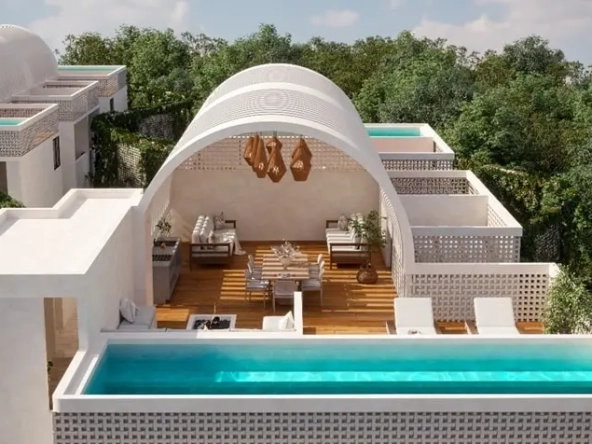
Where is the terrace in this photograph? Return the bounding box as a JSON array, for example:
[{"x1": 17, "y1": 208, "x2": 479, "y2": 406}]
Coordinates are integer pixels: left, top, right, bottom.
[
  {"x1": 11, "y1": 80, "x2": 100, "y2": 122},
  {"x1": 57, "y1": 65, "x2": 127, "y2": 98},
  {"x1": 0, "y1": 63, "x2": 571, "y2": 444},
  {"x1": 155, "y1": 241, "x2": 542, "y2": 334},
  {"x1": 0, "y1": 103, "x2": 58, "y2": 156}
]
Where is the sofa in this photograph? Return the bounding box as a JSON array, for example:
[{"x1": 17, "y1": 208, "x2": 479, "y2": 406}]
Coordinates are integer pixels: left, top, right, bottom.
[
  {"x1": 190, "y1": 214, "x2": 237, "y2": 267},
  {"x1": 325, "y1": 217, "x2": 370, "y2": 269}
]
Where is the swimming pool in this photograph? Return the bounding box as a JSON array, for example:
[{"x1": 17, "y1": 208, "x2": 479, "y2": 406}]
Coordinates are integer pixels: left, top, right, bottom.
[
  {"x1": 84, "y1": 342, "x2": 592, "y2": 395},
  {"x1": 367, "y1": 127, "x2": 420, "y2": 137},
  {"x1": 0, "y1": 118, "x2": 25, "y2": 126}
]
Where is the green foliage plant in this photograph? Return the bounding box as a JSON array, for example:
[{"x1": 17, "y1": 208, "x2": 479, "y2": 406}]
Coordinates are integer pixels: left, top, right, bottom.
[{"x1": 543, "y1": 267, "x2": 592, "y2": 334}]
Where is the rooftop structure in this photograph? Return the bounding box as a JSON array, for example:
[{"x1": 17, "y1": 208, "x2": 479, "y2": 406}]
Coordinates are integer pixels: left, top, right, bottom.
[
  {"x1": 0, "y1": 63, "x2": 584, "y2": 444},
  {"x1": 0, "y1": 25, "x2": 128, "y2": 208}
]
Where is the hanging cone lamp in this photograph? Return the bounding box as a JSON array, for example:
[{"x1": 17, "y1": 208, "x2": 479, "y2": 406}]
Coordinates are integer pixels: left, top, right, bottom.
[
  {"x1": 290, "y1": 137, "x2": 312, "y2": 181},
  {"x1": 252, "y1": 134, "x2": 269, "y2": 178},
  {"x1": 242, "y1": 135, "x2": 255, "y2": 166},
  {"x1": 266, "y1": 135, "x2": 287, "y2": 183}
]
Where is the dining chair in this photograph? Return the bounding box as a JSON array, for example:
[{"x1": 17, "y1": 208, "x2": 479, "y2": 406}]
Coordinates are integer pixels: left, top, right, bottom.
[
  {"x1": 301, "y1": 268, "x2": 325, "y2": 306},
  {"x1": 248, "y1": 255, "x2": 263, "y2": 278},
  {"x1": 244, "y1": 268, "x2": 270, "y2": 308},
  {"x1": 309, "y1": 260, "x2": 325, "y2": 278},
  {"x1": 272, "y1": 280, "x2": 298, "y2": 313},
  {"x1": 309, "y1": 253, "x2": 324, "y2": 273}
]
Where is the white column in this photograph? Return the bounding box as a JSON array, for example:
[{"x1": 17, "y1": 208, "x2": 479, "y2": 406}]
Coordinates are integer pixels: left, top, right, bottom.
[
  {"x1": 0, "y1": 298, "x2": 53, "y2": 444},
  {"x1": 58, "y1": 122, "x2": 77, "y2": 193}
]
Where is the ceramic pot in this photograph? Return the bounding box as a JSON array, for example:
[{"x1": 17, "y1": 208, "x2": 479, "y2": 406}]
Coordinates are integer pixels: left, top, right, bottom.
[{"x1": 357, "y1": 263, "x2": 378, "y2": 284}]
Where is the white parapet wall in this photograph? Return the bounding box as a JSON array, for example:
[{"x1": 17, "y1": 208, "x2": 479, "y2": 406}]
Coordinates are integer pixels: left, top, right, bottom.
[{"x1": 386, "y1": 171, "x2": 523, "y2": 263}]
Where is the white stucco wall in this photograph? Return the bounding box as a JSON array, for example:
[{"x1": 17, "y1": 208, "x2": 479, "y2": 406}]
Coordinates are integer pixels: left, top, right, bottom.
[
  {"x1": 400, "y1": 195, "x2": 489, "y2": 226},
  {"x1": 372, "y1": 137, "x2": 434, "y2": 153},
  {"x1": 78, "y1": 209, "x2": 135, "y2": 348},
  {"x1": 5, "y1": 138, "x2": 64, "y2": 207},
  {"x1": 58, "y1": 122, "x2": 77, "y2": 192},
  {"x1": 0, "y1": 298, "x2": 52, "y2": 444},
  {"x1": 170, "y1": 169, "x2": 379, "y2": 241},
  {"x1": 99, "y1": 86, "x2": 128, "y2": 113}
]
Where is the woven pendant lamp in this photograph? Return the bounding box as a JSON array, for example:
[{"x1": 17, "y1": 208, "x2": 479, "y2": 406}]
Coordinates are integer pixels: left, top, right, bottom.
[
  {"x1": 266, "y1": 135, "x2": 287, "y2": 183},
  {"x1": 252, "y1": 134, "x2": 268, "y2": 178},
  {"x1": 242, "y1": 135, "x2": 255, "y2": 166},
  {"x1": 290, "y1": 137, "x2": 312, "y2": 181}
]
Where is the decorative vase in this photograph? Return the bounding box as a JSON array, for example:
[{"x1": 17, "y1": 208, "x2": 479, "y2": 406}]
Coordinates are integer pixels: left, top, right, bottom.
[
  {"x1": 357, "y1": 262, "x2": 378, "y2": 284},
  {"x1": 279, "y1": 256, "x2": 292, "y2": 270}
]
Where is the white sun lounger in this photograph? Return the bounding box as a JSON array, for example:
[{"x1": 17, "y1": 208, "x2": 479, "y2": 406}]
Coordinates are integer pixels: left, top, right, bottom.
[
  {"x1": 394, "y1": 298, "x2": 438, "y2": 335},
  {"x1": 474, "y1": 297, "x2": 520, "y2": 335}
]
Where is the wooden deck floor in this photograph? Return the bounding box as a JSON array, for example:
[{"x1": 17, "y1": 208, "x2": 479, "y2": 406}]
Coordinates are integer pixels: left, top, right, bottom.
[
  {"x1": 156, "y1": 242, "x2": 543, "y2": 334},
  {"x1": 157, "y1": 242, "x2": 397, "y2": 334}
]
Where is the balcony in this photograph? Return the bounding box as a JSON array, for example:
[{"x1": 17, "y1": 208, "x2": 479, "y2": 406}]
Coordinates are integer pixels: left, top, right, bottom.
[
  {"x1": 0, "y1": 103, "x2": 59, "y2": 157},
  {"x1": 57, "y1": 65, "x2": 127, "y2": 97},
  {"x1": 11, "y1": 81, "x2": 99, "y2": 122}
]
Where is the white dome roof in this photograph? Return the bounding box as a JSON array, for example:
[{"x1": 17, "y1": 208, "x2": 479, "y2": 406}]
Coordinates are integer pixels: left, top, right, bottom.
[{"x1": 0, "y1": 24, "x2": 58, "y2": 101}]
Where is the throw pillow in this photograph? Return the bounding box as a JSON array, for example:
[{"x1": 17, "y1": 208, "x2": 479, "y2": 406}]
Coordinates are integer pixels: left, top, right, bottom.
[
  {"x1": 279, "y1": 311, "x2": 295, "y2": 330},
  {"x1": 119, "y1": 298, "x2": 138, "y2": 323},
  {"x1": 213, "y1": 212, "x2": 225, "y2": 230},
  {"x1": 207, "y1": 231, "x2": 219, "y2": 250},
  {"x1": 337, "y1": 214, "x2": 348, "y2": 231}
]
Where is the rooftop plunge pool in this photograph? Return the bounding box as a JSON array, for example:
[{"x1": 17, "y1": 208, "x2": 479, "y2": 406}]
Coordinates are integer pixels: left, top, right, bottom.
[
  {"x1": 83, "y1": 341, "x2": 592, "y2": 396},
  {"x1": 367, "y1": 127, "x2": 421, "y2": 137}
]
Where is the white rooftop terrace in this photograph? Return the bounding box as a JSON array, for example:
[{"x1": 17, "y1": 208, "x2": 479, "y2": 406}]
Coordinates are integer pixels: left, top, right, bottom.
[{"x1": 0, "y1": 189, "x2": 141, "y2": 290}]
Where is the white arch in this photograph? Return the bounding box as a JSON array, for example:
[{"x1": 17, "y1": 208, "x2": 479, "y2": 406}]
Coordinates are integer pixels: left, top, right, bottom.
[
  {"x1": 0, "y1": 24, "x2": 58, "y2": 101},
  {"x1": 140, "y1": 64, "x2": 415, "y2": 267}
]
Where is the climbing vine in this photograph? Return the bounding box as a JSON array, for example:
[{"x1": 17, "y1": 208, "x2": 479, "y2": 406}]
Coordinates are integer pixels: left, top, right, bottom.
[{"x1": 91, "y1": 100, "x2": 193, "y2": 187}]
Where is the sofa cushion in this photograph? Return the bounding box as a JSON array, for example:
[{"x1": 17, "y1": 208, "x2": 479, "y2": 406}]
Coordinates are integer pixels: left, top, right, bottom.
[
  {"x1": 279, "y1": 311, "x2": 295, "y2": 330},
  {"x1": 337, "y1": 214, "x2": 348, "y2": 231},
  {"x1": 119, "y1": 298, "x2": 137, "y2": 323},
  {"x1": 119, "y1": 306, "x2": 156, "y2": 330},
  {"x1": 213, "y1": 212, "x2": 225, "y2": 230}
]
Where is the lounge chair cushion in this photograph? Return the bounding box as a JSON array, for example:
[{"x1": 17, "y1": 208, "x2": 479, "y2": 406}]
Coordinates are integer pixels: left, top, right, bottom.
[
  {"x1": 394, "y1": 298, "x2": 436, "y2": 334},
  {"x1": 279, "y1": 311, "x2": 295, "y2": 330},
  {"x1": 119, "y1": 298, "x2": 138, "y2": 323}
]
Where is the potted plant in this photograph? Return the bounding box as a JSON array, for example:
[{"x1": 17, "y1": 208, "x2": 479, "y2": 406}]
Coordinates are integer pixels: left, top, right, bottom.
[
  {"x1": 350, "y1": 210, "x2": 386, "y2": 284},
  {"x1": 155, "y1": 214, "x2": 172, "y2": 247}
]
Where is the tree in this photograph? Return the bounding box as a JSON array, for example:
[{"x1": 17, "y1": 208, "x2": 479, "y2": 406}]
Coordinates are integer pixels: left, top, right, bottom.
[
  {"x1": 0, "y1": 192, "x2": 24, "y2": 208},
  {"x1": 446, "y1": 73, "x2": 586, "y2": 176},
  {"x1": 544, "y1": 267, "x2": 592, "y2": 334},
  {"x1": 355, "y1": 34, "x2": 475, "y2": 128}
]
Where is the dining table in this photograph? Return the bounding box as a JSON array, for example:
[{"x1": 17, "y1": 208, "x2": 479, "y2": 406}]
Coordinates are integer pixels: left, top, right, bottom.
[{"x1": 260, "y1": 253, "x2": 311, "y2": 281}]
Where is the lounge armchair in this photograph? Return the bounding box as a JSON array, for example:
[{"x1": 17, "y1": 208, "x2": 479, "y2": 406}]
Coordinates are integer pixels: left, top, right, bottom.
[
  {"x1": 325, "y1": 219, "x2": 369, "y2": 268},
  {"x1": 393, "y1": 297, "x2": 438, "y2": 335},
  {"x1": 190, "y1": 215, "x2": 237, "y2": 268},
  {"x1": 262, "y1": 291, "x2": 304, "y2": 334},
  {"x1": 473, "y1": 297, "x2": 520, "y2": 335}
]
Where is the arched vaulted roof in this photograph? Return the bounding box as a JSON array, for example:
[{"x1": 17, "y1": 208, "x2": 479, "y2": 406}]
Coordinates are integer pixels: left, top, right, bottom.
[
  {"x1": 140, "y1": 63, "x2": 414, "y2": 266},
  {"x1": 0, "y1": 25, "x2": 58, "y2": 101}
]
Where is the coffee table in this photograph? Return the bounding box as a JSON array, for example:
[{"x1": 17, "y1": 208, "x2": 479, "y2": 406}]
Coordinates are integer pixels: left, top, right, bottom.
[{"x1": 186, "y1": 314, "x2": 237, "y2": 330}]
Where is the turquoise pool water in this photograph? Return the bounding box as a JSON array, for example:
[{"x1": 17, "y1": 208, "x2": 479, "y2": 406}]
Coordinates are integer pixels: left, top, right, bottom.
[
  {"x1": 367, "y1": 127, "x2": 420, "y2": 137},
  {"x1": 58, "y1": 66, "x2": 116, "y2": 72},
  {"x1": 84, "y1": 343, "x2": 592, "y2": 395},
  {"x1": 0, "y1": 118, "x2": 24, "y2": 126}
]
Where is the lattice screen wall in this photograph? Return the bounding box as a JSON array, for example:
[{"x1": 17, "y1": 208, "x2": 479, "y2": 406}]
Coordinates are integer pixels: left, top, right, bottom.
[
  {"x1": 391, "y1": 177, "x2": 470, "y2": 194},
  {"x1": 52, "y1": 411, "x2": 592, "y2": 444},
  {"x1": 487, "y1": 206, "x2": 506, "y2": 227},
  {"x1": 179, "y1": 137, "x2": 364, "y2": 171},
  {"x1": 0, "y1": 111, "x2": 58, "y2": 156},
  {"x1": 380, "y1": 190, "x2": 406, "y2": 294},
  {"x1": 96, "y1": 70, "x2": 127, "y2": 97},
  {"x1": 413, "y1": 235, "x2": 521, "y2": 263},
  {"x1": 406, "y1": 270, "x2": 550, "y2": 322},
  {"x1": 381, "y1": 158, "x2": 454, "y2": 171},
  {"x1": 12, "y1": 87, "x2": 98, "y2": 121}
]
